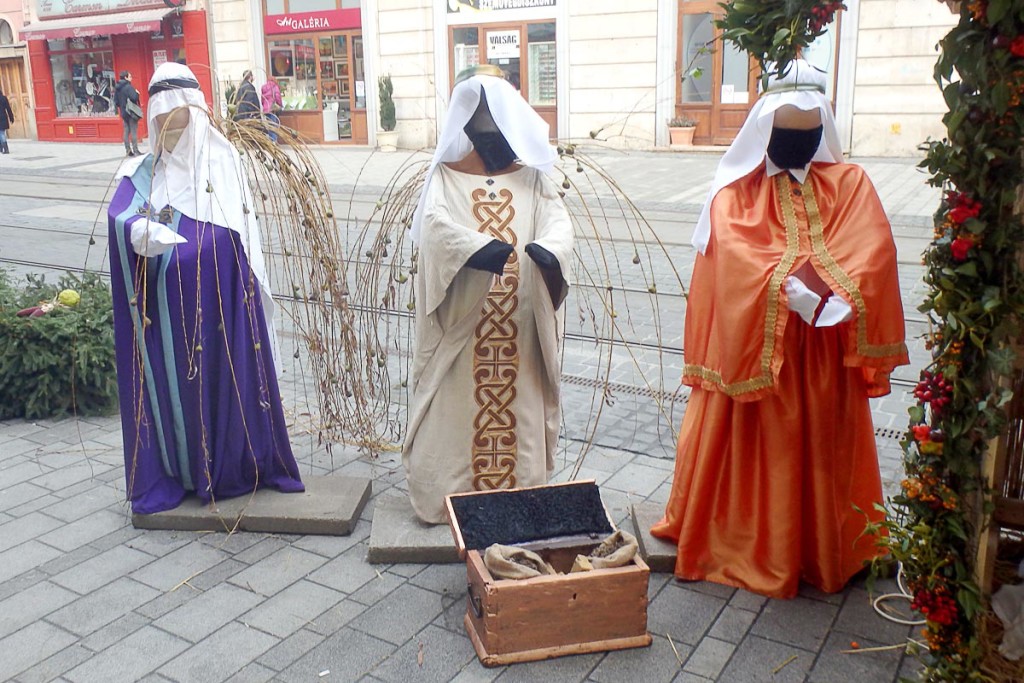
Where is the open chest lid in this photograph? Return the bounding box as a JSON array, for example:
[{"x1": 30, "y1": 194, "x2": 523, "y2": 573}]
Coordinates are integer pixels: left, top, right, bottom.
[{"x1": 444, "y1": 480, "x2": 616, "y2": 560}]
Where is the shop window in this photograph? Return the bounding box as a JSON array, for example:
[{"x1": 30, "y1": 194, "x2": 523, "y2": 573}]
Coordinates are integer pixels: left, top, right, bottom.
[
  {"x1": 453, "y1": 27, "x2": 479, "y2": 75},
  {"x1": 527, "y1": 22, "x2": 555, "y2": 106},
  {"x1": 49, "y1": 37, "x2": 116, "y2": 118},
  {"x1": 680, "y1": 13, "x2": 712, "y2": 103},
  {"x1": 320, "y1": 34, "x2": 352, "y2": 138},
  {"x1": 287, "y1": 0, "x2": 336, "y2": 12},
  {"x1": 352, "y1": 36, "x2": 365, "y2": 109},
  {"x1": 266, "y1": 0, "x2": 285, "y2": 13},
  {"x1": 270, "y1": 38, "x2": 318, "y2": 110}
]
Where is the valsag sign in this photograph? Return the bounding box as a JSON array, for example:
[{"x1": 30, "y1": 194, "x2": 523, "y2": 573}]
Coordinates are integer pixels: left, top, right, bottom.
[{"x1": 263, "y1": 8, "x2": 360, "y2": 35}]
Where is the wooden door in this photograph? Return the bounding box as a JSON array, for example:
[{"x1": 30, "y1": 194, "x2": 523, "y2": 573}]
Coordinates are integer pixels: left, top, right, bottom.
[
  {"x1": 0, "y1": 57, "x2": 30, "y2": 139},
  {"x1": 676, "y1": 2, "x2": 757, "y2": 145}
]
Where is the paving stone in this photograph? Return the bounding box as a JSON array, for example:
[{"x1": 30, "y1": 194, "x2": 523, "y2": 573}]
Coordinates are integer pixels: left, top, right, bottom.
[
  {"x1": 132, "y1": 475, "x2": 371, "y2": 535},
  {"x1": 349, "y1": 583, "x2": 444, "y2": 646},
  {"x1": 38, "y1": 543, "x2": 104, "y2": 577},
  {"x1": 388, "y1": 562, "x2": 427, "y2": 578},
  {"x1": 65, "y1": 626, "x2": 190, "y2": 683},
  {"x1": 369, "y1": 624, "x2": 477, "y2": 682},
  {"x1": 255, "y1": 627, "x2": 326, "y2": 671},
  {"x1": 85, "y1": 523, "x2": 146, "y2": 552},
  {"x1": 348, "y1": 568, "x2": 407, "y2": 606},
  {"x1": 750, "y1": 596, "x2": 839, "y2": 651},
  {"x1": 729, "y1": 589, "x2": 768, "y2": 613},
  {"x1": 123, "y1": 529, "x2": 194, "y2": 557},
  {"x1": 79, "y1": 611, "x2": 150, "y2": 653},
  {"x1": 409, "y1": 563, "x2": 467, "y2": 595},
  {"x1": 630, "y1": 502, "x2": 676, "y2": 573},
  {"x1": 0, "y1": 621, "x2": 79, "y2": 681},
  {"x1": 222, "y1": 662, "x2": 278, "y2": 683},
  {"x1": 309, "y1": 542, "x2": 383, "y2": 594},
  {"x1": 155, "y1": 582, "x2": 264, "y2": 642},
  {"x1": 0, "y1": 567, "x2": 47, "y2": 603},
  {"x1": 188, "y1": 557, "x2": 248, "y2": 591},
  {"x1": 133, "y1": 582, "x2": 203, "y2": 620},
  {"x1": 159, "y1": 620, "x2": 280, "y2": 683},
  {"x1": 591, "y1": 634, "x2": 687, "y2": 683},
  {"x1": 367, "y1": 493, "x2": 460, "y2": 564},
  {"x1": 36, "y1": 508, "x2": 128, "y2": 552},
  {"x1": 682, "y1": 636, "x2": 735, "y2": 679},
  {"x1": 808, "y1": 631, "x2": 903, "y2": 682},
  {"x1": 14, "y1": 642, "x2": 94, "y2": 683},
  {"x1": 48, "y1": 577, "x2": 160, "y2": 637},
  {"x1": 718, "y1": 635, "x2": 813, "y2": 682},
  {"x1": 197, "y1": 529, "x2": 269, "y2": 555},
  {"x1": 707, "y1": 605, "x2": 757, "y2": 643},
  {"x1": 291, "y1": 525, "x2": 369, "y2": 558},
  {"x1": 306, "y1": 598, "x2": 368, "y2": 636},
  {"x1": 278, "y1": 626, "x2": 396, "y2": 682},
  {"x1": 603, "y1": 462, "x2": 671, "y2": 498},
  {"x1": 6, "y1": 492, "x2": 62, "y2": 517},
  {"x1": 0, "y1": 539, "x2": 64, "y2": 584},
  {"x1": 242, "y1": 579, "x2": 345, "y2": 638},
  {"x1": 0, "y1": 482, "x2": 49, "y2": 514},
  {"x1": 228, "y1": 545, "x2": 327, "y2": 596},
  {"x1": 232, "y1": 536, "x2": 290, "y2": 564},
  {"x1": 448, "y1": 656, "x2": 506, "y2": 683},
  {"x1": 28, "y1": 462, "x2": 112, "y2": 494},
  {"x1": 27, "y1": 479, "x2": 118, "y2": 524},
  {"x1": 131, "y1": 539, "x2": 230, "y2": 592},
  {"x1": 0, "y1": 461, "x2": 52, "y2": 488},
  {"x1": 0, "y1": 511, "x2": 63, "y2": 553},
  {"x1": 831, "y1": 587, "x2": 915, "y2": 645},
  {"x1": 51, "y1": 545, "x2": 154, "y2": 594},
  {"x1": 0, "y1": 580, "x2": 78, "y2": 639},
  {"x1": 647, "y1": 584, "x2": 727, "y2": 646},
  {"x1": 492, "y1": 652, "x2": 604, "y2": 683}
]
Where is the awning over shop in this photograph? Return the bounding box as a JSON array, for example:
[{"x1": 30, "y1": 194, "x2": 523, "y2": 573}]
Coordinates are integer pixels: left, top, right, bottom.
[{"x1": 21, "y1": 8, "x2": 173, "y2": 41}]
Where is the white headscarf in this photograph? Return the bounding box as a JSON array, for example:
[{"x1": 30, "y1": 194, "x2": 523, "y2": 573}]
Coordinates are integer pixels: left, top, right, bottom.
[
  {"x1": 117, "y1": 63, "x2": 276, "y2": 352},
  {"x1": 692, "y1": 59, "x2": 844, "y2": 254},
  {"x1": 410, "y1": 71, "x2": 558, "y2": 244}
]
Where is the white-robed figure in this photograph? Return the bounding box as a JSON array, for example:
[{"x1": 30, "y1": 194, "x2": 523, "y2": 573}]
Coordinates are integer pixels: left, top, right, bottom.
[{"x1": 404, "y1": 65, "x2": 574, "y2": 524}]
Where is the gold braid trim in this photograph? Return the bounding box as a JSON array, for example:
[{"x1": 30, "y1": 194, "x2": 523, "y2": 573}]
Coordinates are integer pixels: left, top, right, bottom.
[
  {"x1": 681, "y1": 175, "x2": 801, "y2": 396},
  {"x1": 802, "y1": 179, "x2": 908, "y2": 359}
]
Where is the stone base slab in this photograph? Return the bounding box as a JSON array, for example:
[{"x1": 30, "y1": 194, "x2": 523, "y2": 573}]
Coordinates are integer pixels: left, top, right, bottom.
[
  {"x1": 367, "y1": 493, "x2": 460, "y2": 564},
  {"x1": 132, "y1": 475, "x2": 371, "y2": 536},
  {"x1": 630, "y1": 501, "x2": 677, "y2": 574}
]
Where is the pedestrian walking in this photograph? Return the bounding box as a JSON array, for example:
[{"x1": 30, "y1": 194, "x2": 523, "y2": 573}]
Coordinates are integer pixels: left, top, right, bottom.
[
  {"x1": 0, "y1": 87, "x2": 14, "y2": 154},
  {"x1": 113, "y1": 71, "x2": 142, "y2": 157},
  {"x1": 233, "y1": 69, "x2": 261, "y2": 121}
]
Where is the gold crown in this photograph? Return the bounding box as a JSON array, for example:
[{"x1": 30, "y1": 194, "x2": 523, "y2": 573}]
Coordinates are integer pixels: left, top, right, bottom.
[{"x1": 454, "y1": 64, "x2": 505, "y2": 86}]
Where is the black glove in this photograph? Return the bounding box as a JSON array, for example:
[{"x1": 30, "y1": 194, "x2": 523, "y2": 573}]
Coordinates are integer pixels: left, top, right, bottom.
[
  {"x1": 466, "y1": 239, "x2": 514, "y2": 275},
  {"x1": 525, "y1": 243, "x2": 565, "y2": 307}
]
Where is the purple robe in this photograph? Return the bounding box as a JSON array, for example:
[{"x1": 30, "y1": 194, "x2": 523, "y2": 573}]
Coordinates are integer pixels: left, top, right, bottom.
[{"x1": 108, "y1": 158, "x2": 303, "y2": 514}]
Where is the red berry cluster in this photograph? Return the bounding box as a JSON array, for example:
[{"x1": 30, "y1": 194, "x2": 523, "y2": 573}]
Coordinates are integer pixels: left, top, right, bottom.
[
  {"x1": 914, "y1": 370, "x2": 953, "y2": 418},
  {"x1": 912, "y1": 587, "x2": 959, "y2": 628},
  {"x1": 808, "y1": 2, "x2": 845, "y2": 34},
  {"x1": 944, "y1": 191, "x2": 982, "y2": 225}
]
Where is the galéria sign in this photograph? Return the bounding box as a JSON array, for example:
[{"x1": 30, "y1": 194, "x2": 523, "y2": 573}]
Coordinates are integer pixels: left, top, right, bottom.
[{"x1": 263, "y1": 8, "x2": 360, "y2": 35}]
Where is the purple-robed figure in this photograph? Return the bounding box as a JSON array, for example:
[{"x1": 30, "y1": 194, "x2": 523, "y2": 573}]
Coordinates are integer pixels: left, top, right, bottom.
[{"x1": 108, "y1": 63, "x2": 303, "y2": 514}]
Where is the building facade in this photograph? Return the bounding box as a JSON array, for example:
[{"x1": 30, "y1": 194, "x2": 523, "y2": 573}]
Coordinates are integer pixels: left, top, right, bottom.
[
  {"x1": 20, "y1": 0, "x2": 213, "y2": 143},
  {"x1": 0, "y1": 0, "x2": 31, "y2": 140},
  {"x1": 6, "y1": 0, "x2": 958, "y2": 155}
]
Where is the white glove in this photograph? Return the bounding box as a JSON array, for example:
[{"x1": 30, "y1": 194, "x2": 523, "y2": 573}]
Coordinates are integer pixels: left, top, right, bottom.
[
  {"x1": 131, "y1": 218, "x2": 186, "y2": 257},
  {"x1": 785, "y1": 276, "x2": 821, "y2": 325},
  {"x1": 815, "y1": 294, "x2": 853, "y2": 327}
]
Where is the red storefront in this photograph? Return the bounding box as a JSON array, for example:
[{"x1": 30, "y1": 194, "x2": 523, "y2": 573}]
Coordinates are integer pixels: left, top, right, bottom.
[{"x1": 22, "y1": 1, "x2": 212, "y2": 143}]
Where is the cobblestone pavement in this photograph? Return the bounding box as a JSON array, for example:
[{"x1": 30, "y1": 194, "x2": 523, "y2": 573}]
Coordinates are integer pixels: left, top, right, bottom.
[{"x1": 0, "y1": 140, "x2": 937, "y2": 682}]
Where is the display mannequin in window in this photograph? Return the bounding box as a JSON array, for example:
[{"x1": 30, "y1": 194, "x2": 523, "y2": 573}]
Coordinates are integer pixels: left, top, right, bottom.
[
  {"x1": 650, "y1": 60, "x2": 909, "y2": 598},
  {"x1": 402, "y1": 65, "x2": 573, "y2": 524}
]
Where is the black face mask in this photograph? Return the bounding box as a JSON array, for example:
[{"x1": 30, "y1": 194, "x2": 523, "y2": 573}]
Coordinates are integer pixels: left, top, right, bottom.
[
  {"x1": 464, "y1": 89, "x2": 518, "y2": 174},
  {"x1": 766, "y1": 125, "x2": 824, "y2": 170},
  {"x1": 465, "y1": 130, "x2": 517, "y2": 174}
]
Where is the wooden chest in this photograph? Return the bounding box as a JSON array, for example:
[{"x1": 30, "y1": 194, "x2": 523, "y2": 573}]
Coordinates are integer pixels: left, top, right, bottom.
[{"x1": 445, "y1": 481, "x2": 652, "y2": 666}]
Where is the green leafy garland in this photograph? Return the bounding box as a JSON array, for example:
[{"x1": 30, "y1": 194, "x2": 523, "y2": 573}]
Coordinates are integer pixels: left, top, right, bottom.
[
  {"x1": 716, "y1": 0, "x2": 846, "y2": 83},
  {"x1": 868, "y1": 0, "x2": 1024, "y2": 680},
  {"x1": 0, "y1": 270, "x2": 117, "y2": 420}
]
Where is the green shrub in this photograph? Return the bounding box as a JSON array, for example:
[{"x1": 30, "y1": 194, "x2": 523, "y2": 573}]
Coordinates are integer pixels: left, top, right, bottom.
[
  {"x1": 379, "y1": 75, "x2": 396, "y2": 132},
  {"x1": 0, "y1": 270, "x2": 118, "y2": 420}
]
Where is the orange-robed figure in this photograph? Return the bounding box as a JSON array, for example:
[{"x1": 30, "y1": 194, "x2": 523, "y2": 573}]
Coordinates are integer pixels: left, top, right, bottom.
[{"x1": 651, "y1": 60, "x2": 909, "y2": 599}]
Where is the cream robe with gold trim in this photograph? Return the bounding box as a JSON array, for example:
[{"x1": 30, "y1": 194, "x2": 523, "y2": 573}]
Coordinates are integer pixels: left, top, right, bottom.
[{"x1": 403, "y1": 164, "x2": 573, "y2": 524}]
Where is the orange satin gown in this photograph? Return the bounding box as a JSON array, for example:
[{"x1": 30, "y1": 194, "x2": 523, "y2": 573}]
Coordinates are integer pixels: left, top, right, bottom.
[{"x1": 651, "y1": 163, "x2": 909, "y2": 599}]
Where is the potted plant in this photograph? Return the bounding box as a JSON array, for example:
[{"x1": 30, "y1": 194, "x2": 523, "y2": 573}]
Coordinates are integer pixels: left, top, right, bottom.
[
  {"x1": 377, "y1": 74, "x2": 398, "y2": 152},
  {"x1": 667, "y1": 116, "x2": 698, "y2": 147}
]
